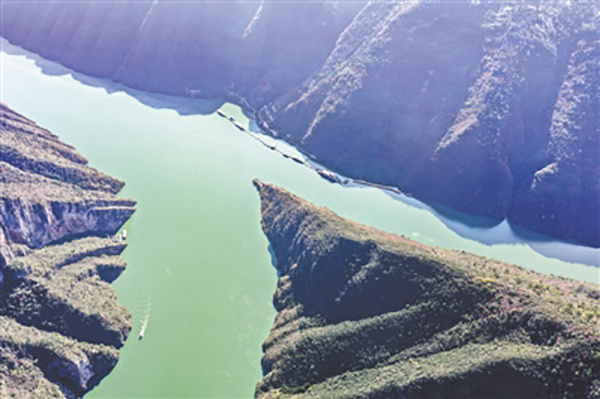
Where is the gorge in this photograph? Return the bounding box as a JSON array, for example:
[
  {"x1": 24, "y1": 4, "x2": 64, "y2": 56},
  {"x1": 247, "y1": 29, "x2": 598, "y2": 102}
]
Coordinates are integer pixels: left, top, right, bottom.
[
  {"x1": 0, "y1": 104, "x2": 134, "y2": 397},
  {"x1": 1, "y1": 0, "x2": 598, "y2": 247},
  {"x1": 1, "y1": 1, "x2": 599, "y2": 397}
]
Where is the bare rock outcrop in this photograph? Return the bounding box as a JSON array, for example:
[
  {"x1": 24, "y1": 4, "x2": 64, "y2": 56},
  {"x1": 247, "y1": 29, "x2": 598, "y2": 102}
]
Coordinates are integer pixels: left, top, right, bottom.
[{"x1": 0, "y1": 104, "x2": 135, "y2": 398}]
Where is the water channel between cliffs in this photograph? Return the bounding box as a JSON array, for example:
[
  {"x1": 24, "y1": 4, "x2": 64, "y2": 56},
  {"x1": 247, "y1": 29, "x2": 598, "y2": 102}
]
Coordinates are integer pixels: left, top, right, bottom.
[{"x1": 1, "y1": 43, "x2": 598, "y2": 398}]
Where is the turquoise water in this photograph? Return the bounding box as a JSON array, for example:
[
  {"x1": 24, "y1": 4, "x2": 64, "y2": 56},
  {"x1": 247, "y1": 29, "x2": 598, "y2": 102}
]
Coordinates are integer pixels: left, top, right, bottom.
[{"x1": 1, "y1": 43, "x2": 597, "y2": 398}]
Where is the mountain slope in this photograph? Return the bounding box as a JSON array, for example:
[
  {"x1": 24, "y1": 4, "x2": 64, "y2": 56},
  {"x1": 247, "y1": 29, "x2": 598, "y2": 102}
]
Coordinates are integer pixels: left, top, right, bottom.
[
  {"x1": 0, "y1": 104, "x2": 135, "y2": 398},
  {"x1": 253, "y1": 180, "x2": 599, "y2": 398},
  {"x1": 0, "y1": 1, "x2": 597, "y2": 245}
]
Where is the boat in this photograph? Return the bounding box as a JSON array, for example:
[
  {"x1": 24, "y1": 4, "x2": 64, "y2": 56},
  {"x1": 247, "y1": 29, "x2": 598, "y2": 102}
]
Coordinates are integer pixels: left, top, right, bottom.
[
  {"x1": 139, "y1": 297, "x2": 151, "y2": 340},
  {"x1": 138, "y1": 324, "x2": 146, "y2": 340},
  {"x1": 216, "y1": 110, "x2": 227, "y2": 118}
]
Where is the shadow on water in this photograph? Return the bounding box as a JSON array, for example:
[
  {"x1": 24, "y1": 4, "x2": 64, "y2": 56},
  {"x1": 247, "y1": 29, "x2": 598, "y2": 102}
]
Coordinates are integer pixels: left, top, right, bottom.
[
  {"x1": 1, "y1": 38, "x2": 224, "y2": 115},
  {"x1": 384, "y1": 189, "x2": 599, "y2": 267},
  {"x1": 267, "y1": 244, "x2": 281, "y2": 277},
  {"x1": 3, "y1": 38, "x2": 598, "y2": 269}
]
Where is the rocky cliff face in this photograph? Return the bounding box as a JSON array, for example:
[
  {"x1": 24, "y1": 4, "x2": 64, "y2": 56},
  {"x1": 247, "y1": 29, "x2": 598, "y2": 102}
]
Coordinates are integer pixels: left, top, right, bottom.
[
  {"x1": 257, "y1": 1, "x2": 599, "y2": 247},
  {"x1": 253, "y1": 180, "x2": 599, "y2": 398},
  {"x1": 0, "y1": 104, "x2": 135, "y2": 398},
  {"x1": 0, "y1": 0, "x2": 364, "y2": 105},
  {"x1": 0, "y1": 0, "x2": 597, "y2": 247}
]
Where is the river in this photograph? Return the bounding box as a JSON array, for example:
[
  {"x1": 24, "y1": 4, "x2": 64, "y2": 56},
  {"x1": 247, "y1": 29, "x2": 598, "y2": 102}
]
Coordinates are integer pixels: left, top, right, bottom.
[{"x1": 1, "y1": 40, "x2": 597, "y2": 398}]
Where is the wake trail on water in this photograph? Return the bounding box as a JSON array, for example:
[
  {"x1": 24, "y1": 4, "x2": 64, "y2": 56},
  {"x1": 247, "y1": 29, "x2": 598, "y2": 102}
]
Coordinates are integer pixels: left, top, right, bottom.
[
  {"x1": 118, "y1": 229, "x2": 178, "y2": 341},
  {"x1": 128, "y1": 258, "x2": 166, "y2": 340},
  {"x1": 138, "y1": 295, "x2": 151, "y2": 340}
]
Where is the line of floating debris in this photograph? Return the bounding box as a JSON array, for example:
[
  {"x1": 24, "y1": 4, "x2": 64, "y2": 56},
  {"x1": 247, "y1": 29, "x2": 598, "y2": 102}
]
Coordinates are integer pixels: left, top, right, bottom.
[
  {"x1": 216, "y1": 109, "x2": 409, "y2": 197},
  {"x1": 315, "y1": 168, "x2": 345, "y2": 184},
  {"x1": 233, "y1": 121, "x2": 246, "y2": 131}
]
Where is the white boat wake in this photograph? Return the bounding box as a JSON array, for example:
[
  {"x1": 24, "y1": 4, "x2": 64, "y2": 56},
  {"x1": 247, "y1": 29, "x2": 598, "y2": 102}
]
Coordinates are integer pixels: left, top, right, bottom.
[{"x1": 138, "y1": 296, "x2": 152, "y2": 341}]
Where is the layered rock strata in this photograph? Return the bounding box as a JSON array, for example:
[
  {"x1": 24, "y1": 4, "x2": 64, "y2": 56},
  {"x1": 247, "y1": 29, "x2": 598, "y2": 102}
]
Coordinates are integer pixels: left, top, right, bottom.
[
  {"x1": 253, "y1": 180, "x2": 599, "y2": 398},
  {"x1": 0, "y1": 104, "x2": 135, "y2": 398},
  {"x1": 1, "y1": 0, "x2": 598, "y2": 246}
]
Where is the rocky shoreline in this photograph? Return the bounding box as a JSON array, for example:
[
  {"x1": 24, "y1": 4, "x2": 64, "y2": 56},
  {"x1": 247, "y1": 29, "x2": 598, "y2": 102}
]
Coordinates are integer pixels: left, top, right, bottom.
[
  {"x1": 1, "y1": 0, "x2": 597, "y2": 246},
  {"x1": 0, "y1": 104, "x2": 135, "y2": 398},
  {"x1": 253, "y1": 180, "x2": 599, "y2": 398}
]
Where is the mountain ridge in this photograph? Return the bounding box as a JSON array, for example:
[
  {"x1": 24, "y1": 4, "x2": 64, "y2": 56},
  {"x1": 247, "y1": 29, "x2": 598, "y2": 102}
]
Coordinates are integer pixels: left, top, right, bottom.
[
  {"x1": 253, "y1": 179, "x2": 599, "y2": 398},
  {"x1": 1, "y1": 0, "x2": 598, "y2": 246}
]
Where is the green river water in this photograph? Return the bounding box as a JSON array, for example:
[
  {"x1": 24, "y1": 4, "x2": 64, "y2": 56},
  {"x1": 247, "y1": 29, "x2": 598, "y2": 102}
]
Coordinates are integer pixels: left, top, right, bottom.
[{"x1": 1, "y1": 42, "x2": 598, "y2": 398}]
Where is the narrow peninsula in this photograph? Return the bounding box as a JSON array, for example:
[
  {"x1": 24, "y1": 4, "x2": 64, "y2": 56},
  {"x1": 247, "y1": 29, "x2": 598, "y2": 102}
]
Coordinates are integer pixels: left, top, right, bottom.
[
  {"x1": 0, "y1": 104, "x2": 135, "y2": 398},
  {"x1": 253, "y1": 180, "x2": 599, "y2": 398}
]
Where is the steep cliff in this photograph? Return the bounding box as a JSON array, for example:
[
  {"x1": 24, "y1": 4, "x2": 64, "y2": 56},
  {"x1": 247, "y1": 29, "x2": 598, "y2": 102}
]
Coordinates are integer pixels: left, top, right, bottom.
[
  {"x1": 0, "y1": 104, "x2": 135, "y2": 397},
  {"x1": 257, "y1": 1, "x2": 599, "y2": 247},
  {"x1": 0, "y1": 0, "x2": 363, "y2": 105},
  {"x1": 1, "y1": 0, "x2": 598, "y2": 247},
  {"x1": 253, "y1": 180, "x2": 599, "y2": 398}
]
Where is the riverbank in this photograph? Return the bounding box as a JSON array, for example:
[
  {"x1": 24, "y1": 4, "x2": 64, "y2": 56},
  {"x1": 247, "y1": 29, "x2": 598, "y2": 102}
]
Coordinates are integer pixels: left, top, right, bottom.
[
  {"x1": 0, "y1": 104, "x2": 135, "y2": 397},
  {"x1": 2, "y1": 1, "x2": 598, "y2": 246},
  {"x1": 254, "y1": 181, "x2": 600, "y2": 398},
  {"x1": 2, "y1": 44, "x2": 598, "y2": 398}
]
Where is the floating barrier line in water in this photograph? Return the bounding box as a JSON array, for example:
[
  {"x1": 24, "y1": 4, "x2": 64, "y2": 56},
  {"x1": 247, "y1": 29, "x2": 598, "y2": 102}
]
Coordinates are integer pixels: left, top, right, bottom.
[{"x1": 216, "y1": 109, "x2": 410, "y2": 197}]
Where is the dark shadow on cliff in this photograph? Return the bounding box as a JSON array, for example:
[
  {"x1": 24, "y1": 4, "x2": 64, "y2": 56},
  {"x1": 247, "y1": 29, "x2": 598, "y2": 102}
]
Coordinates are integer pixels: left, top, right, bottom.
[
  {"x1": 1, "y1": 38, "x2": 224, "y2": 115},
  {"x1": 3, "y1": 38, "x2": 597, "y2": 268}
]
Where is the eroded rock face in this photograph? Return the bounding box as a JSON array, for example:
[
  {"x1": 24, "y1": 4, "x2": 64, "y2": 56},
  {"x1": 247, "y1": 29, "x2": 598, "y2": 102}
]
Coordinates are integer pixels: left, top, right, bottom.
[
  {"x1": 0, "y1": 104, "x2": 135, "y2": 398},
  {"x1": 257, "y1": 2, "x2": 599, "y2": 247},
  {"x1": 253, "y1": 180, "x2": 599, "y2": 398},
  {"x1": 0, "y1": 2, "x2": 597, "y2": 243}
]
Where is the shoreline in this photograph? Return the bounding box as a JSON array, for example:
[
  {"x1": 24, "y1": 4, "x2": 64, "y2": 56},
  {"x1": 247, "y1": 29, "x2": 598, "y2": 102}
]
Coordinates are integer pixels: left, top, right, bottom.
[{"x1": 2, "y1": 40, "x2": 598, "y2": 270}]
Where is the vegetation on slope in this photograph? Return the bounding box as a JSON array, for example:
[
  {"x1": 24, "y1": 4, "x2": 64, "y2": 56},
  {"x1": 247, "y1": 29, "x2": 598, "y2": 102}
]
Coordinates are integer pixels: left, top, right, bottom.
[
  {"x1": 1, "y1": 1, "x2": 597, "y2": 245},
  {"x1": 253, "y1": 180, "x2": 599, "y2": 398},
  {"x1": 0, "y1": 104, "x2": 135, "y2": 398}
]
